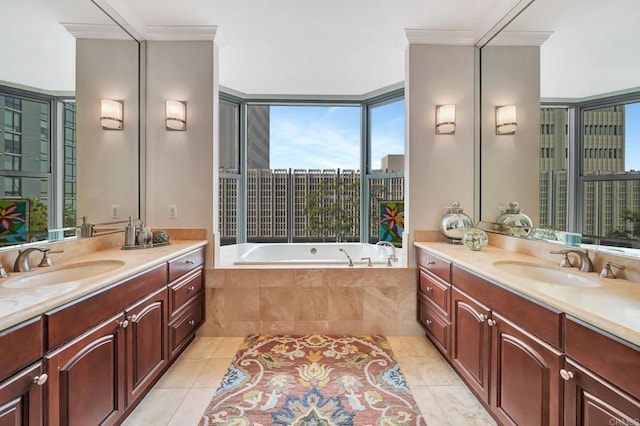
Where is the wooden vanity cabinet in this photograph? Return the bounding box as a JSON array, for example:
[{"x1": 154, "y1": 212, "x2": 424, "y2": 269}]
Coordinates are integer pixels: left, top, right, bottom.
[
  {"x1": 563, "y1": 317, "x2": 640, "y2": 426},
  {"x1": 417, "y1": 249, "x2": 452, "y2": 358},
  {"x1": 451, "y1": 264, "x2": 564, "y2": 426},
  {"x1": 451, "y1": 287, "x2": 491, "y2": 403},
  {"x1": 44, "y1": 264, "x2": 168, "y2": 426},
  {"x1": 168, "y1": 247, "x2": 205, "y2": 360},
  {"x1": 0, "y1": 317, "x2": 45, "y2": 426}
]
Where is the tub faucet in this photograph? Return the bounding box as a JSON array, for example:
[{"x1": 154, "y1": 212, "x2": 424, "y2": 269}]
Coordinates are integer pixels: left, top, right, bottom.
[
  {"x1": 339, "y1": 248, "x2": 354, "y2": 267},
  {"x1": 376, "y1": 241, "x2": 397, "y2": 261}
]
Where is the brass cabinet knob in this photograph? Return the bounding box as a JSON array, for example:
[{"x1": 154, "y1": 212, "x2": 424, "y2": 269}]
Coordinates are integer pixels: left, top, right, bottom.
[
  {"x1": 33, "y1": 374, "x2": 48, "y2": 386},
  {"x1": 560, "y1": 369, "x2": 575, "y2": 381},
  {"x1": 425, "y1": 286, "x2": 433, "y2": 292},
  {"x1": 119, "y1": 319, "x2": 129, "y2": 329},
  {"x1": 425, "y1": 319, "x2": 433, "y2": 325},
  {"x1": 128, "y1": 315, "x2": 138, "y2": 322},
  {"x1": 487, "y1": 319, "x2": 497, "y2": 326},
  {"x1": 187, "y1": 286, "x2": 195, "y2": 292},
  {"x1": 186, "y1": 260, "x2": 194, "y2": 265},
  {"x1": 188, "y1": 319, "x2": 195, "y2": 326}
]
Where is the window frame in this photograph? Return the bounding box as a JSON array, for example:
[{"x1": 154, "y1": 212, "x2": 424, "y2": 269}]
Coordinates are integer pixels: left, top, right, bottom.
[
  {"x1": 543, "y1": 89, "x2": 640, "y2": 241},
  {"x1": 218, "y1": 88, "x2": 405, "y2": 244}
]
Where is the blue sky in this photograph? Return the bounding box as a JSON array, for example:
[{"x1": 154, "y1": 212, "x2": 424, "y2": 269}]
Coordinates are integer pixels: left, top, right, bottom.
[
  {"x1": 268, "y1": 101, "x2": 640, "y2": 171},
  {"x1": 269, "y1": 101, "x2": 405, "y2": 170},
  {"x1": 626, "y1": 102, "x2": 640, "y2": 171}
]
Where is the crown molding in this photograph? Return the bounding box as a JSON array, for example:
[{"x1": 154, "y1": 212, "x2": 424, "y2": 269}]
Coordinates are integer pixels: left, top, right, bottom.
[
  {"x1": 62, "y1": 23, "x2": 133, "y2": 40},
  {"x1": 405, "y1": 29, "x2": 476, "y2": 46},
  {"x1": 145, "y1": 26, "x2": 218, "y2": 41},
  {"x1": 488, "y1": 31, "x2": 553, "y2": 46}
]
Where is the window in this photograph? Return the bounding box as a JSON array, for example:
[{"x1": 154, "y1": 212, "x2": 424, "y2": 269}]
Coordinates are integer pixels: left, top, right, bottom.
[
  {"x1": 217, "y1": 89, "x2": 405, "y2": 245},
  {"x1": 0, "y1": 89, "x2": 75, "y2": 243},
  {"x1": 542, "y1": 96, "x2": 640, "y2": 245}
]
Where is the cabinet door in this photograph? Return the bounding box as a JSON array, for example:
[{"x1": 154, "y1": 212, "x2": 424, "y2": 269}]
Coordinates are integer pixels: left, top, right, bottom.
[
  {"x1": 125, "y1": 288, "x2": 169, "y2": 405},
  {"x1": 0, "y1": 362, "x2": 45, "y2": 426},
  {"x1": 45, "y1": 313, "x2": 127, "y2": 426},
  {"x1": 451, "y1": 287, "x2": 491, "y2": 403},
  {"x1": 490, "y1": 312, "x2": 563, "y2": 426},
  {"x1": 563, "y1": 358, "x2": 640, "y2": 426}
]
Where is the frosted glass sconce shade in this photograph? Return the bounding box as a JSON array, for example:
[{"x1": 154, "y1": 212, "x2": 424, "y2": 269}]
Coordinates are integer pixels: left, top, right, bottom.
[
  {"x1": 100, "y1": 100, "x2": 123, "y2": 130},
  {"x1": 496, "y1": 105, "x2": 517, "y2": 135},
  {"x1": 166, "y1": 100, "x2": 186, "y2": 131},
  {"x1": 436, "y1": 104, "x2": 456, "y2": 134}
]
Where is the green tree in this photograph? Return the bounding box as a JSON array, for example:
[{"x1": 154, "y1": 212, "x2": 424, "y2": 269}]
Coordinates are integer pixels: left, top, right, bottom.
[
  {"x1": 303, "y1": 178, "x2": 360, "y2": 242},
  {"x1": 607, "y1": 209, "x2": 640, "y2": 240}
]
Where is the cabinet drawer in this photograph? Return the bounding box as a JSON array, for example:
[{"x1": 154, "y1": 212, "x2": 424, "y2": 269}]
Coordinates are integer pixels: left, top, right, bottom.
[
  {"x1": 417, "y1": 249, "x2": 451, "y2": 282},
  {"x1": 169, "y1": 268, "x2": 204, "y2": 317},
  {"x1": 0, "y1": 317, "x2": 43, "y2": 381},
  {"x1": 168, "y1": 247, "x2": 205, "y2": 282},
  {"x1": 418, "y1": 292, "x2": 450, "y2": 357},
  {"x1": 419, "y1": 269, "x2": 451, "y2": 315},
  {"x1": 565, "y1": 317, "x2": 639, "y2": 399},
  {"x1": 169, "y1": 295, "x2": 204, "y2": 358},
  {"x1": 46, "y1": 263, "x2": 167, "y2": 350}
]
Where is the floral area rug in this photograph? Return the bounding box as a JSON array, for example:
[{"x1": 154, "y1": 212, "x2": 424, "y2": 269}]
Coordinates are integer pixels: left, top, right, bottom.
[{"x1": 199, "y1": 335, "x2": 426, "y2": 425}]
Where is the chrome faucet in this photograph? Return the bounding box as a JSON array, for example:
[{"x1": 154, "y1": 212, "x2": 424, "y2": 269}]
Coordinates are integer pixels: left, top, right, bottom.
[
  {"x1": 376, "y1": 241, "x2": 397, "y2": 262},
  {"x1": 339, "y1": 248, "x2": 354, "y2": 267},
  {"x1": 14, "y1": 248, "x2": 48, "y2": 272},
  {"x1": 565, "y1": 249, "x2": 594, "y2": 272},
  {"x1": 13, "y1": 248, "x2": 63, "y2": 272}
]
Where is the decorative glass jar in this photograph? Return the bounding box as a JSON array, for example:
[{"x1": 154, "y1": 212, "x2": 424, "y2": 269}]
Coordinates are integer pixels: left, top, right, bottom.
[
  {"x1": 440, "y1": 202, "x2": 473, "y2": 244},
  {"x1": 496, "y1": 201, "x2": 533, "y2": 237},
  {"x1": 462, "y1": 228, "x2": 489, "y2": 251}
]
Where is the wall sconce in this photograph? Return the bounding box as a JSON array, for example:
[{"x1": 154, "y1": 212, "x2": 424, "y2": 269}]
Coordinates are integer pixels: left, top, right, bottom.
[
  {"x1": 496, "y1": 105, "x2": 517, "y2": 135},
  {"x1": 100, "y1": 100, "x2": 123, "y2": 130},
  {"x1": 435, "y1": 104, "x2": 456, "y2": 134},
  {"x1": 166, "y1": 100, "x2": 186, "y2": 131}
]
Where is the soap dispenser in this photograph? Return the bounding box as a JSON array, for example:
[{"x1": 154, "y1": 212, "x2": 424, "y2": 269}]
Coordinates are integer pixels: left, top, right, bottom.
[
  {"x1": 124, "y1": 217, "x2": 136, "y2": 247},
  {"x1": 79, "y1": 216, "x2": 94, "y2": 238}
]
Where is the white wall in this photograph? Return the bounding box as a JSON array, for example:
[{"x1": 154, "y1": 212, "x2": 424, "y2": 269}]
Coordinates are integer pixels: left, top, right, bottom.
[
  {"x1": 145, "y1": 41, "x2": 215, "y2": 259},
  {"x1": 480, "y1": 46, "x2": 540, "y2": 225},
  {"x1": 406, "y1": 44, "x2": 476, "y2": 263},
  {"x1": 76, "y1": 38, "x2": 139, "y2": 224}
]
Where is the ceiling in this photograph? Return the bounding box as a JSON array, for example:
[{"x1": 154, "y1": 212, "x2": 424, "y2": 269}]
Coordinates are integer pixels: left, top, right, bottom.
[
  {"x1": 3, "y1": 0, "x2": 520, "y2": 96},
  {"x1": 5, "y1": 0, "x2": 638, "y2": 98}
]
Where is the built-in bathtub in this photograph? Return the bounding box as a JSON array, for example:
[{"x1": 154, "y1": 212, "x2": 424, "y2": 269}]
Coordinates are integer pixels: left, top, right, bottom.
[{"x1": 225, "y1": 242, "x2": 395, "y2": 266}]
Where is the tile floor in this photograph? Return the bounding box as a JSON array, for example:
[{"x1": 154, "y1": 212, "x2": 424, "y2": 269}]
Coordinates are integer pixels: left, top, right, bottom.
[{"x1": 123, "y1": 336, "x2": 496, "y2": 426}]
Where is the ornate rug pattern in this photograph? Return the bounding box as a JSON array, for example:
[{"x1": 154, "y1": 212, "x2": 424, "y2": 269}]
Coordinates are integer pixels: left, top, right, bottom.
[{"x1": 199, "y1": 335, "x2": 426, "y2": 425}]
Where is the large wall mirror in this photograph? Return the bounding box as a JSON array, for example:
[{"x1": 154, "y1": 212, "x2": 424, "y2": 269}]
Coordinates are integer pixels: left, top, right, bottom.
[
  {"x1": 480, "y1": 0, "x2": 640, "y2": 256},
  {"x1": 0, "y1": 0, "x2": 140, "y2": 247}
]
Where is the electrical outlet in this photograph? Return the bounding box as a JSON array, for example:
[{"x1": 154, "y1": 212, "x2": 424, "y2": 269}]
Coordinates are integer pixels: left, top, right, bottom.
[
  {"x1": 169, "y1": 205, "x2": 178, "y2": 219},
  {"x1": 111, "y1": 205, "x2": 120, "y2": 219}
]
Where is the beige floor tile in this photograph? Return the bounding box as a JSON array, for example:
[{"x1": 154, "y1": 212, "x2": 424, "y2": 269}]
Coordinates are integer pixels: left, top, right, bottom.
[
  {"x1": 212, "y1": 336, "x2": 245, "y2": 357},
  {"x1": 398, "y1": 336, "x2": 439, "y2": 357},
  {"x1": 155, "y1": 358, "x2": 208, "y2": 388},
  {"x1": 193, "y1": 357, "x2": 235, "y2": 388},
  {"x1": 181, "y1": 337, "x2": 223, "y2": 359},
  {"x1": 167, "y1": 388, "x2": 218, "y2": 426},
  {"x1": 121, "y1": 388, "x2": 188, "y2": 426},
  {"x1": 408, "y1": 385, "x2": 451, "y2": 426},
  {"x1": 385, "y1": 336, "x2": 408, "y2": 357},
  {"x1": 430, "y1": 385, "x2": 497, "y2": 426},
  {"x1": 396, "y1": 356, "x2": 425, "y2": 386},
  {"x1": 413, "y1": 355, "x2": 462, "y2": 386}
]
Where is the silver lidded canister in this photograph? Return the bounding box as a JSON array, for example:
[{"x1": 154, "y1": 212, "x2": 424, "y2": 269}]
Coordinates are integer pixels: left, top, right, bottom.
[
  {"x1": 496, "y1": 201, "x2": 533, "y2": 236},
  {"x1": 440, "y1": 202, "x2": 473, "y2": 244}
]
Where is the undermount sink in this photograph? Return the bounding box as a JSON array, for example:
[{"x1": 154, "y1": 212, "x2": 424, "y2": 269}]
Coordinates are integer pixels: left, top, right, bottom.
[
  {"x1": 1, "y1": 260, "x2": 126, "y2": 289},
  {"x1": 492, "y1": 260, "x2": 602, "y2": 288}
]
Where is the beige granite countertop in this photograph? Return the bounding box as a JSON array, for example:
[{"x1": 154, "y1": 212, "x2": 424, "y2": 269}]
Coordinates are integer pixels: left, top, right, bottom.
[
  {"x1": 0, "y1": 240, "x2": 207, "y2": 331},
  {"x1": 414, "y1": 241, "x2": 640, "y2": 348}
]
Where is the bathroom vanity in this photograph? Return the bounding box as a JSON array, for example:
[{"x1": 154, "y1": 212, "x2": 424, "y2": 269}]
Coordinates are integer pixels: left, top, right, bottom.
[
  {"x1": 416, "y1": 242, "x2": 640, "y2": 426},
  {"x1": 0, "y1": 241, "x2": 206, "y2": 426}
]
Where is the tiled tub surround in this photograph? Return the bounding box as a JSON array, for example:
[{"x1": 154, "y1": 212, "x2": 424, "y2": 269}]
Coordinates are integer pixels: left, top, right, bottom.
[
  {"x1": 200, "y1": 267, "x2": 424, "y2": 336},
  {"x1": 413, "y1": 240, "x2": 640, "y2": 347}
]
